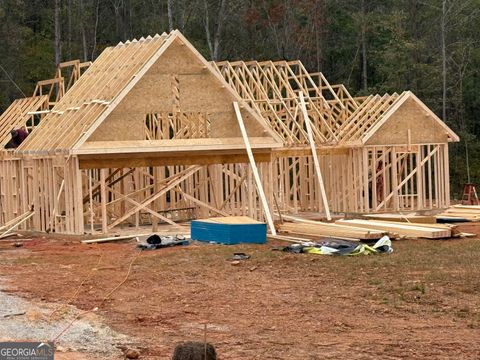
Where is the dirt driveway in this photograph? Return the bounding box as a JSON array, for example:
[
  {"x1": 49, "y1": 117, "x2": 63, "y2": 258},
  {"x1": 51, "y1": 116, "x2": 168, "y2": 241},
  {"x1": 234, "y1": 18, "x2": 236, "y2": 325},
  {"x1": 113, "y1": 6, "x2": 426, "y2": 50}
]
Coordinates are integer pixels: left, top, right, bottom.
[{"x1": 0, "y1": 226, "x2": 479, "y2": 359}]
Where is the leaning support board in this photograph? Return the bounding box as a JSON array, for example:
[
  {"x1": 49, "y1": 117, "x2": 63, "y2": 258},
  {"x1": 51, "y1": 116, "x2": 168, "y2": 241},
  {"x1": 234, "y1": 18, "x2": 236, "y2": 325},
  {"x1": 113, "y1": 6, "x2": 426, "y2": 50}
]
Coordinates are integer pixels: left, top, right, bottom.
[
  {"x1": 299, "y1": 91, "x2": 331, "y2": 220},
  {"x1": 335, "y1": 219, "x2": 451, "y2": 239},
  {"x1": 233, "y1": 101, "x2": 276, "y2": 235},
  {"x1": 191, "y1": 216, "x2": 267, "y2": 245}
]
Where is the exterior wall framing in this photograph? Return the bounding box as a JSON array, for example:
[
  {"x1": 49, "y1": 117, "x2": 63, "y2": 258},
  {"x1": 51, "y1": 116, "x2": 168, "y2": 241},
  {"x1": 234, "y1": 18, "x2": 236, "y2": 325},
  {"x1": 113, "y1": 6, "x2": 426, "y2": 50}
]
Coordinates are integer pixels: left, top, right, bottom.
[{"x1": 0, "y1": 143, "x2": 451, "y2": 235}]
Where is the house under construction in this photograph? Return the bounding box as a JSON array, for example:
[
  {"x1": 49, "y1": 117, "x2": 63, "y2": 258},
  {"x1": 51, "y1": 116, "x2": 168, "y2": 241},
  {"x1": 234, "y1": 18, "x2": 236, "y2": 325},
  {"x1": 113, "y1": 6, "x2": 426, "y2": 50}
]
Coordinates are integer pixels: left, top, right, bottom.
[{"x1": 0, "y1": 30, "x2": 459, "y2": 235}]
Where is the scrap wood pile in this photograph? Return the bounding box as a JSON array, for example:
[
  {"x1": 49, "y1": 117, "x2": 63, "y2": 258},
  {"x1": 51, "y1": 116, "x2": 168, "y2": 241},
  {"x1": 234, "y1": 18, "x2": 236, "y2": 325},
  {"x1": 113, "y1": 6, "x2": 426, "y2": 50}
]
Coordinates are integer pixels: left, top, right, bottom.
[
  {"x1": 436, "y1": 205, "x2": 480, "y2": 222},
  {"x1": 273, "y1": 216, "x2": 393, "y2": 256},
  {"x1": 0, "y1": 211, "x2": 34, "y2": 239},
  {"x1": 276, "y1": 237, "x2": 393, "y2": 256}
]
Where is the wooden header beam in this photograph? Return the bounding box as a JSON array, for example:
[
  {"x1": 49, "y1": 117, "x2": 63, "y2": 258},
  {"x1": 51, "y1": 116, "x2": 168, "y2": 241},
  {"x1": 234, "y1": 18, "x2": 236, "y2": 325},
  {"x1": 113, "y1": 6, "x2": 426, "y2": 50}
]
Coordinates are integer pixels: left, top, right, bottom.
[{"x1": 78, "y1": 150, "x2": 273, "y2": 169}]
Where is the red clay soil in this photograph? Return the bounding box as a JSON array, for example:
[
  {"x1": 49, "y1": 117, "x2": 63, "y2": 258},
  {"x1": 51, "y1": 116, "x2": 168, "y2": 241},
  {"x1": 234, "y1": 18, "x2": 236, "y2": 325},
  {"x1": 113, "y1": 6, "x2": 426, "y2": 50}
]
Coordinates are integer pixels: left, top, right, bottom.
[{"x1": 1, "y1": 225, "x2": 480, "y2": 359}]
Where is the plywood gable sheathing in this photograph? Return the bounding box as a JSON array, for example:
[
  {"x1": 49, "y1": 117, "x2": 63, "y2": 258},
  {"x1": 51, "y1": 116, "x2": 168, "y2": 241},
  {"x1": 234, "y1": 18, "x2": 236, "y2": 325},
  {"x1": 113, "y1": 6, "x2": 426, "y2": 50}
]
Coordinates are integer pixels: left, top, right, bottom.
[
  {"x1": 88, "y1": 36, "x2": 274, "y2": 142},
  {"x1": 15, "y1": 30, "x2": 279, "y2": 155},
  {"x1": 363, "y1": 92, "x2": 459, "y2": 145},
  {"x1": 335, "y1": 91, "x2": 459, "y2": 145}
]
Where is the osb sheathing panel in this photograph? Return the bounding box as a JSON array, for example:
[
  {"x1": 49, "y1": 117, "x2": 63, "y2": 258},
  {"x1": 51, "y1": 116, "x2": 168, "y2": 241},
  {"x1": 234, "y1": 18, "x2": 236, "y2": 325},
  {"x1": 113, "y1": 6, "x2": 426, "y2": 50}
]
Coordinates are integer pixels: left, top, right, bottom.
[
  {"x1": 365, "y1": 98, "x2": 449, "y2": 145},
  {"x1": 88, "y1": 112, "x2": 144, "y2": 141},
  {"x1": 87, "y1": 38, "x2": 268, "y2": 142}
]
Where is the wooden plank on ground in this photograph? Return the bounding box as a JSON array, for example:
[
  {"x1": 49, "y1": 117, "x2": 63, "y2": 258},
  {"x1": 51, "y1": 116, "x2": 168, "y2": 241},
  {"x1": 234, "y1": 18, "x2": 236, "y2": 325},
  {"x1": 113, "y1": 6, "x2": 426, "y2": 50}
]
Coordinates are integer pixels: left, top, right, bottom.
[
  {"x1": 451, "y1": 205, "x2": 480, "y2": 210},
  {"x1": 335, "y1": 219, "x2": 451, "y2": 239},
  {"x1": 81, "y1": 234, "x2": 149, "y2": 244},
  {"x1": 436, "y1": 206, "x2": 480, "y2": 221},
  {"x1": 362, "y1": 213, "x2": 437, "y2": 224}
]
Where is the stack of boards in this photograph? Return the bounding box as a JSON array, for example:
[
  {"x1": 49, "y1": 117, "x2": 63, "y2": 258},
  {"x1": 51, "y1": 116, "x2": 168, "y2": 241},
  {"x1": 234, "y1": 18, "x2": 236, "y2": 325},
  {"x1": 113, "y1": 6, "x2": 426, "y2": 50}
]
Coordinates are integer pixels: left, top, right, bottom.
[
  {"x1": 362, "y1": 213, "x2": 436, "y2": 224},
  {"x1": 336, "y1": 219, "x2": 453, "y2": 239},
  {"x1": 191, "y1": 216, "x2": 267, "y2": 245},
  {"x1": 277, "y1": 216, "x2": 472, "y2": 240},
  {"x1": 436, "y1": 205, "x2": 480, "y2": 222},
  {"x1": 278, "y1": 221, "x2": 386, "y2": 241}
]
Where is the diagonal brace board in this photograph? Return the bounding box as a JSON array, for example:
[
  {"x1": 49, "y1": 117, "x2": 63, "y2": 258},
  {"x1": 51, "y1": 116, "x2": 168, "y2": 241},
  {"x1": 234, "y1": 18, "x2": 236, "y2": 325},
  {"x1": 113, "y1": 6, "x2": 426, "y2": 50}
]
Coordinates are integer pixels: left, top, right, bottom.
[
  {"x1": 107, "y1": 165, "x2": 202, "y2": 229},
  {"x1": 233, "y1": 101, "x2": 276, "y2": 235},
  {"x1": 299, "y1": 92, "x2": 331, "y2": 220},
  {"x1": 173, "y1": 186, "x2": 229, "y2": 217},
  {"x1": 84, "y1": 171, "x2": 181, "y2": 228}
]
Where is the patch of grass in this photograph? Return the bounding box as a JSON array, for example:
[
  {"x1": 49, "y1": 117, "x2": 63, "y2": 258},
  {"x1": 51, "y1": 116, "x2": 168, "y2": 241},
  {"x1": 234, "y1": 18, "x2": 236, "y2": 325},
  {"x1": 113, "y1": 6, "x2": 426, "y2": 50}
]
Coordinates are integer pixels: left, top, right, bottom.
[
  {"x1": 410, "y1": 282, "x2": 426, "y2": 294},
  {"x1": 0, "y1": 256, "x2": 41, "y2": 266},
  {"x1": 456, "y1": 306, "x2": 471, "y2": 317},
  {"x1": 368, "y1": 278, "x2": 384, "y2": 286}
]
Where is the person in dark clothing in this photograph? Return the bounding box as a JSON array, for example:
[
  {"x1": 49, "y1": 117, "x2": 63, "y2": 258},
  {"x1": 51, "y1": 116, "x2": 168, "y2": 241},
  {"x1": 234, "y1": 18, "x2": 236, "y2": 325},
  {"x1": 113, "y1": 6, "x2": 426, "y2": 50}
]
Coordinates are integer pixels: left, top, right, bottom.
[
  {"x1": 4, "y1": 130, "x2": 19, "y2": 149},
  {"x1": 4, "y1": 140, "x2": 16, "y2": 149},
  {"x1": 16, "y1": 127, "x2": 29, "y2": 143},
  {"x1": 4, "y1": 127, "x2": 29, "y2": 149}
]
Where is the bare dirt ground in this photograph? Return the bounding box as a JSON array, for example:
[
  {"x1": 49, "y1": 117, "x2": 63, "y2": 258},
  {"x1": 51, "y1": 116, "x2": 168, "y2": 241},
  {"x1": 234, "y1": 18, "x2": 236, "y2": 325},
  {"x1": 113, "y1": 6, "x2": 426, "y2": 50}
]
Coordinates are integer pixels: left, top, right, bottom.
[{"x1": 0, "y1": 225, "x2": 479, "y2": 359}]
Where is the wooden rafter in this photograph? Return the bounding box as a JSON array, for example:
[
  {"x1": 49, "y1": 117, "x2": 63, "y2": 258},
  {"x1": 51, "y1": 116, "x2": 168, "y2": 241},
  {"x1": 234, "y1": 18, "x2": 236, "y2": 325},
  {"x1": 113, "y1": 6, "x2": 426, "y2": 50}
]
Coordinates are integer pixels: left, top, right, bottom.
[{"x1": 0, "y1": 96, "x2": 49, "y2": 148}]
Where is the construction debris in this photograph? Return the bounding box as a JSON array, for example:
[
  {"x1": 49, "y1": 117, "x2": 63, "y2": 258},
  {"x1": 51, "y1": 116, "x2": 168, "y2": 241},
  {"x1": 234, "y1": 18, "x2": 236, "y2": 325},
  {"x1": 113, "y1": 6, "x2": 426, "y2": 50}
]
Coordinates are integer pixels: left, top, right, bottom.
[
  {"x1": 277, "y1": 213, "x2": 475, "y2": 241},
  {"x1": 137, "y1": 234, "x2": 189, "y2": 250},
  {"x1": 0, "y1": 211, "x2": 34, "y2": 239},
  {"x1": 278, "y1": 236, "x2": 393, "y2": 256},
  {"x1": 81, "y1": 234, "x2": 146, "y2": 244},
  {"x1": 230, "y1": 253, "x2": 250, "y2": 261}
]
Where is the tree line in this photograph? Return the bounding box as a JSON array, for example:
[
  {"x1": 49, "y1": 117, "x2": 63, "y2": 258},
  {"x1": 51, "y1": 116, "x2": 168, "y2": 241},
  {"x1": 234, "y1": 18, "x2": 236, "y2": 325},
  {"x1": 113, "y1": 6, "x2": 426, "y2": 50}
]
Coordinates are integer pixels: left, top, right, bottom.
[{"x1": 0, "y1": 0, "x2": 479, "y2": 196}]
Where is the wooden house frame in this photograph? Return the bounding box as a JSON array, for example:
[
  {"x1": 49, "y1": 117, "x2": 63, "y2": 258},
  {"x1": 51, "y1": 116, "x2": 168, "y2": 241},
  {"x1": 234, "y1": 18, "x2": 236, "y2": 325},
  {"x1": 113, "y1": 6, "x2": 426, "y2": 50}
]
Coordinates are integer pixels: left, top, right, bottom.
[
  {"x1": 214, "y1": 62, "x2": 459, "y2": 215},
  {"x1": 0, "y1": 30, "x2": 459, "y2": 235}
]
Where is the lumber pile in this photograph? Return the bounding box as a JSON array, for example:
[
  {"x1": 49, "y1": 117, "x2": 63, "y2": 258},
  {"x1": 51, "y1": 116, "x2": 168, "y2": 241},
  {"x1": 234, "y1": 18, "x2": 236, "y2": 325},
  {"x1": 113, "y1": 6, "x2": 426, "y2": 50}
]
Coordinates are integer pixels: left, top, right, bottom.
[
  {"x1": 436, "y1": 205, "x2": 480, "y2": 222},
  {"x1": 362, "y1": 213, "x2": 436, "y2": 224},
  {"x1": 277, "y1": 221, "x2": 386, "y2": 241},
  {"x1": 336, "y1": 219, "x2": 452, "y2": 239}
]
